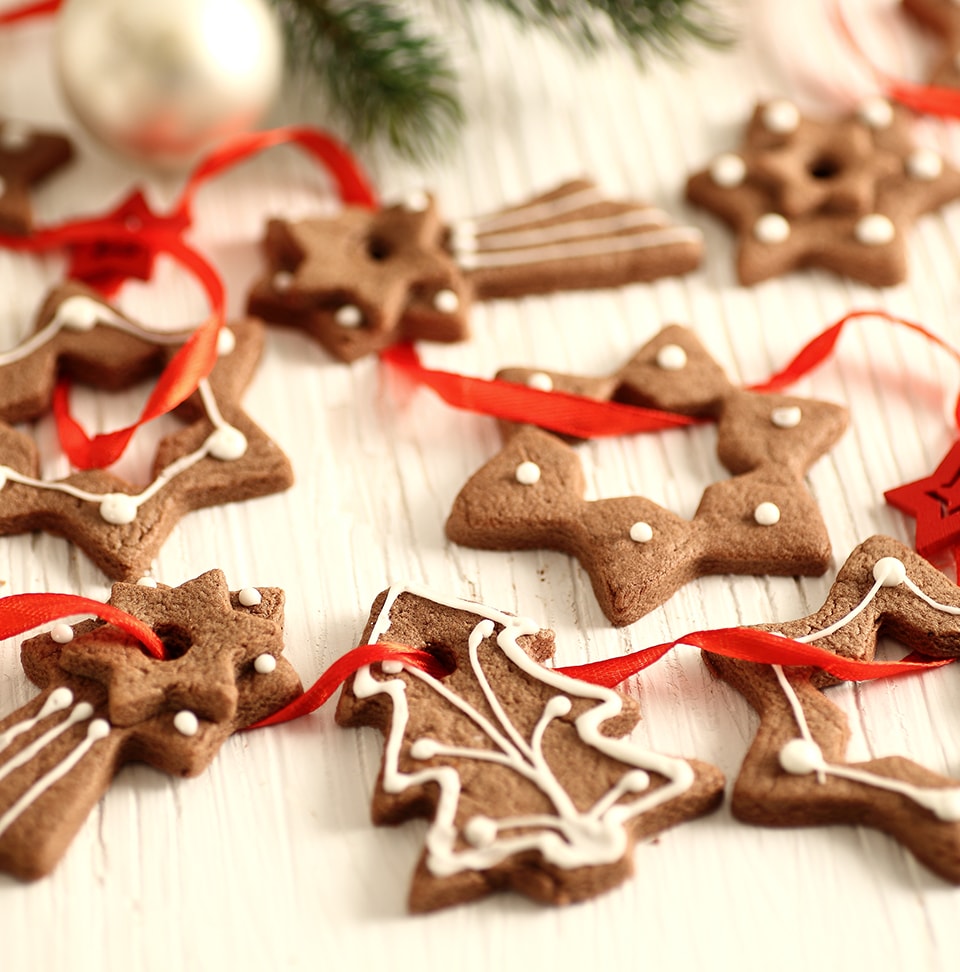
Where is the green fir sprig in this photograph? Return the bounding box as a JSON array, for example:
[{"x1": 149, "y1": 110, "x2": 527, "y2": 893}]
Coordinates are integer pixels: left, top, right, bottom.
[{"x1": 269, "y1": 0, "x2": 730, "y2": 160}]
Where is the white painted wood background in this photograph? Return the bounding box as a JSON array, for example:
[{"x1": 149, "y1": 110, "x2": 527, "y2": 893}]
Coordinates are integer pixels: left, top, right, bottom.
[{"x1": 2, "y1": 0, "x2": 960, "y2": 969}]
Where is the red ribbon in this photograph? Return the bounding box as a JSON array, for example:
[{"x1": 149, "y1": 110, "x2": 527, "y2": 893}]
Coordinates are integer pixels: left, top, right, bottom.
[
  {"x1": 0, "y1": 593, "x2": 165, "y2": 659},
  {"x1": 0, "y1": 0, "x2": 58, "y2": 25},
  {"x1": 830, "y1": 0, "x2": 960, "y2": 118}
]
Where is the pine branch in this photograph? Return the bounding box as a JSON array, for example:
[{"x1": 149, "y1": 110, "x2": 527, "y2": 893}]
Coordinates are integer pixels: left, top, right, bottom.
[{"x1": 268, "y1": 0, "x2": 464, "y2": 161}]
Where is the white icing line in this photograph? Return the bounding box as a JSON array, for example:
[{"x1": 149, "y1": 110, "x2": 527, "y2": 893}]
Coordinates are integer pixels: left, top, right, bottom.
[
  {"x1": 468, "y1": 185, "x2": 606, "y2": 234},
  {"x1": 469, "y1": 209, "x2": 669, "y2": 252},
  {"x1": 354, "y1": 584, "x2": 695, "y2": 877},
  {"x1": 773, "y1": 665, "x2": 826, "y2": 784},
  {"x1": 0, "y1": 688, "x2": 73, "y2": 753},
  {"x1": 0, "y1": 715, "x2": 109, "y2": 840},
  {"x1": 455, "y1": 227, "x2": 703, "y2": 271},
  {"x1": 0, "y1": 701, "x2": 94, "y2": 787}
]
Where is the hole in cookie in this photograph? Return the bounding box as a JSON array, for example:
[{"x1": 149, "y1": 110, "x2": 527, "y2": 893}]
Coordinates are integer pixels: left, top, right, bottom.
[
  {"x1": 423, "y1": 642, "x2": 457, "y2": 678},
  {"x1": 153, "y1": 624, "x2": 192, "y2": 659},
  {"x1": 808, "y1": 156, "x2": 841, "y2": 180},
  {"x1": 366, "y1": 236, "x2": 393, "y2": 262}
]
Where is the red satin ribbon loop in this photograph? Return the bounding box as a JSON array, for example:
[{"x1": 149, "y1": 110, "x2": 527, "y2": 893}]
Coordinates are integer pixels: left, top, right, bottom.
[
  {"x1": 0, "y1": 593, "x2": 165, "y2": 659},
  {"x1": 0, "y1": 0, "x2": 59, "y2": 25}
]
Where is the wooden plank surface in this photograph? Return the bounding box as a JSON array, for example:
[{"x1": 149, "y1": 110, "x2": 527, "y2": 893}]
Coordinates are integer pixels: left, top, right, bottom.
[{"x1": 2, "y1": 1, "x2": 960, "y2": 969}]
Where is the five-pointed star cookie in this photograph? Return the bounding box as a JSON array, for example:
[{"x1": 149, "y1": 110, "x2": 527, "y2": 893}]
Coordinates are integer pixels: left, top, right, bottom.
[
  {"x1": 0, "y1": 570, "x2": 302, "y2": 879},
  {"x1": 686, "y1": 97, "x2": 960, "y2": 285},
  {"x1": 0, "y1": 118, "x2": 74, "y2": 236},
  {"x1": 247, "y1": 180, "x2": 703, "y2": 362},
  {"x1": 0, "y1": 283, "x2": 293, "y2": 579},
  {"x1": 903, "y1": 0, "x2": 960, "y2": 89},
  {"x1": 703, "y1": 535, "x2": 960, "y2": 882},
  {"x1": 446, "y1": 325, "x2": 849, "y2": 626}
]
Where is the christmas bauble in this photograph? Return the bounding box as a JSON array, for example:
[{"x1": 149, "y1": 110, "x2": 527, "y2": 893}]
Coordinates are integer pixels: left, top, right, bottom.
[{"x1": 55, "y1": 0, "x2": 284, "y2": 167}]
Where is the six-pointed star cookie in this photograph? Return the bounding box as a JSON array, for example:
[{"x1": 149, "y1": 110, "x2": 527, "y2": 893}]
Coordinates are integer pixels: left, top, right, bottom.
[
  {"x1": 0, "y1": 118, "x2": 74, "y2": 236},
  {"x1": 903, "y1": 0, "x2": 960, "y2": 89},
  {"x1": 0, "y1": 284, "x2": 293, "y2": 579},
  {"x1": 0, "y1": 569, "x2": 302, "y2": 879},
  {"x1": 247, "y1": 180, "x2": 702, "y2": 362},
  {"x1": 686, "y1": 97, "x2": 960, "y2": 285}
]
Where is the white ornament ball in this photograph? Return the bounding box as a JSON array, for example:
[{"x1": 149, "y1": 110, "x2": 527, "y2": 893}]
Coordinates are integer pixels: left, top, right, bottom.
[{"x1": 55, "y1": 0, "x2": 284, "y2": 168}]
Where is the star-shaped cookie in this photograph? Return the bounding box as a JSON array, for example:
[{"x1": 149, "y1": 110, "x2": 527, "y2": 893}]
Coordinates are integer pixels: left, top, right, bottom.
[
  {"x1": 0, "y1": 570, "x2": 302, "y2": 879},
  {"x1": 0, "y1": 119, "x2": 74, "y2": 236},
  {"x1": 686, "y1": 98, "x2": 960, "y2": 285},
  {"x1": 0, "y1": 284, "x2": 293, "y2": 579}
]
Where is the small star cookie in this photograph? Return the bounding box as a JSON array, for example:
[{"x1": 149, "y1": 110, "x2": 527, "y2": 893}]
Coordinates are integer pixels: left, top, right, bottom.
[
  {"x1": 686, "y1": 98, "x2": 960, "y2": 285},
  {"x1": 0, "y1": 119, "x2": 73, "y2": 236}
]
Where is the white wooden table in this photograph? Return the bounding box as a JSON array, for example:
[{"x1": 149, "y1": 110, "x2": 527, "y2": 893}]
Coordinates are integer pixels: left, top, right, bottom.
[{"x1": 2, "y1": 2, "x2": 960, "y2": 969}]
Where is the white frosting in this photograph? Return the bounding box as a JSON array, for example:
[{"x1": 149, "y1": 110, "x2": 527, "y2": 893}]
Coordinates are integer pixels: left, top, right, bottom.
[
  {"x1": 173, "y1": 711, "x2": 199, "y2": 737},
  {"x1": 629, "y1": 521, "x2": 653, "y2": 543},
  {"x1": 352, "y1": 584, "x2": 695, "y2": 877},
  {"x1": 655, "y1": 344, "x2": 687, "y2": 370},
  {"x1": 239, "y1": 587, "x2": 262, "y2": 607},
  {"x1": 753, "y1": 501, "x2": 781, "y2": 526},
  {"x1": 771, "y1": 405, "x2": 802, "y2": 428},
  {"x1": 857, "y1": 96, "x2": 893, "y2": 129},
  {"x1": 762, "y1": 100, "x2": 800, "y2": 134},
  {"x1": 709, "y1": 153, "x2": 747, "y2": 188},
  {"x1": 0, "y1": 688, "x2": 73, "y2": 752},
  {"x1": 206, "y1": 426, "x2": 247, "y2": 462},
  {"x1": 433, "y1": 289, "x2": 460, "y2": 314},
  {"x1": 403, "y1": 189, "x2": 430, "y2": 212},
  {"x1": 216, "y1": 327, "x2": 237, "y2": 357},
  {"x1": 906, "y1": 148, "x2": 943, "y2": 181},
  {"x1": 771, "y1": 557, "x2": 960, "y2": 818},
  {"x1": 526, "y1": 372, "x2": 553, "y2": 392},
  {"x1": 754, "y1": 213, "x2": 791, "y2": 244},
  {"x1": 50, "y1": 623, "x2": 75, "y2": 645},
  {"x1": 334, "y1": 305, "x2": 363, "y2": 329},
  {"x1": 254, "y1": 653, "x2": 277, "y2": 674},
  {"x1": 470, "y1": 184, "x2": 607, "y2": 234},
  {"x1": 854, "y1": 213, "x2": 895, "y2": 246},
  {"x1": 381, "y1": 659, "x2": 405, "y2": 676},
  {"x1": 99, "y1": 494, "x2": 139, "y2": 526},
  {"x1": 515, "y1": 461, "x2": 541, "y2": 485}
]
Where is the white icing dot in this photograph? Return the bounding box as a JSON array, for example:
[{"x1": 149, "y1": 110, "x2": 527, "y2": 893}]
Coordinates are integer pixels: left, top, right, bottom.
[
  {"x1": 48, "y1": 687, "x2": 74, "y2": 710},
  {"x1": 526, "y1": 371, "x2": 554, "y2": 392},
  {"x1": 381, "y1": 659, "x2": 404, "y2": 675},
  {"x1": 410, "y1": 738, "x2": 439, "y2": 760},
  {"x1": 216, "y1": 327, "x2": 236, "y2": 356},
  {"x1": 906, "y1": 148, "x2": 943, "y2": 181},
  {"x1": 621, "y1": 769, "x2": 652, "y2": 793},
  {"x1": 433, "y1": 289, "x2": 460, "y2": 314},
  {"x1": 544, "y1": 696, "x2": 573, "y2": 719},
  {"x1": 173, "y1": 710, "x2": 199, "y2": 737},
  {"x1": 779, "y1": 738, "x2": 824, "y2": 775},
  {"x1": 854, "y1": 213, "x2": 895, "y2": 246},
  {"x1": 403, "y1": 189, "x2": 429, "y2": 212},
  {"x1": 464, "y1": 815, "x2": 499, "y2": 848},
  {"x1": 857, "y1": 96, "x2": 894, "y2": 129},
  {"x1": 99, "y1": 493, "x2": 138, "y2": 525},
  {"x1": 754, "y1": 212, "x2": 791, "y2": 244},
  {"x1": 629, "y1": 521, "x2": 654, "y2": 543},
  {"x1": 87, "y1": 718, "x2": 111, "y2": 740},
  {"x1": 515, "y1": 461, "x2": 541, "y2": 485},
  {"x1": 655, "y1": 343, "x2": 687, "y2": 370},
  {"x1": 709, "y1": 152, "x2": 747, "y2": 187},
  {"x1": 272, "y1": 270, "x2": 294, "y2": 291},
  {"x1": 933, "y1": 789, "x2": 960, "y2": 822},
  {"x1": 137, "y1": 576, "x2": 158, "y2": 588},
  {"x1": 254, "y1": 653, "x2": 277, "y2": 674},
  {"x1": 873, "y1": 556, "x2": 907, "y2": 587},
  {"x1": 754, "y1": 501, "x2": 781, "y2": 526},
  {"x1": 762, "y1": 99, "x2": 800, "y2": 134},
  {"x1": 335, "y1": 304, "x2": 363, "y2": 328},
  {"x1": 0, "y1": 121, "x2": 31, "y2": 150},
  {"x1": 771, "y1": 405, "x2": 802, "y2": 428},
  {"x1": 74, "y1": 702, "x2": 95, "y2": 720},
  {"x1": 238, "y1": 587, "x2": 262, "y2": 607},
  {"x1": 58, "y1": 296, "x2": 104, "y2": 332},
  {"x1": 206, "y1": 426, "x2": 247, "y2": 461},
  {"x1": 50, "y1": 623, "x2": 74, "y2": 644}
]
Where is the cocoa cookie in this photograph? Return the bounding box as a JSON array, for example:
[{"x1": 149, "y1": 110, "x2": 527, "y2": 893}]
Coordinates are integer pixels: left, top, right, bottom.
[
  {"x1": 335, "y1": 585, "x2": 724, "y2": 911},
  {"x1": 0, "y1": 119, "x2": 74, "y2": 236},
  {"x1": 704, "y1": 535, "x2": 960, "y2": 881},
  {"x1": 685, "y1": 98, "x2": 960, "y2": 285},
  {"x1": 0, "y1": 283, "x2": 293, "y2": 579},
  {"x1": 446, "y1": 325, "x2": 848, "y2": 626},
  {"x1": 0, "y1": 570, "x2": 302, "y2": 880},
  {"x1": 247, "y1": 179, "x2": 703, "y2": 362},
  {"x1": 903, "y1": 0, "x2": 960, "y2": 89}
]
